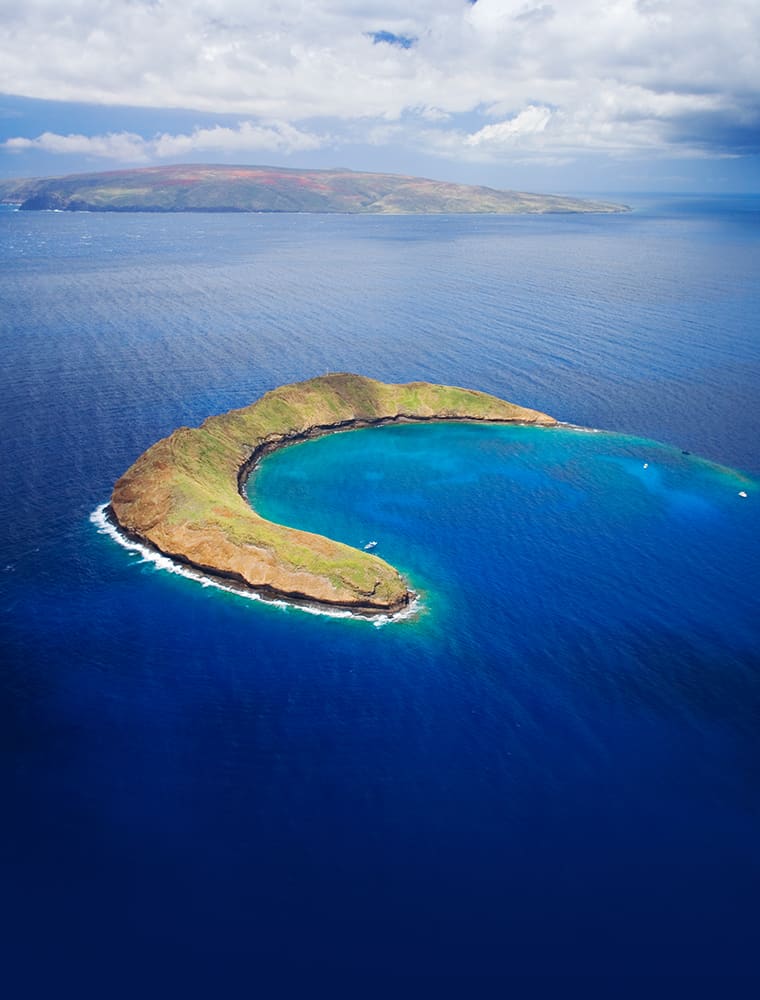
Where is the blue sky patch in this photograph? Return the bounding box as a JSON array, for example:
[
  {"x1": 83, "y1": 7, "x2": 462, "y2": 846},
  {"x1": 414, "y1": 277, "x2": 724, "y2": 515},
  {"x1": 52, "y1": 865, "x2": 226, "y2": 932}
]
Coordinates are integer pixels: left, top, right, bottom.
[{"x1": 367, "y1": 31, "x2": 416, "y2": 49}]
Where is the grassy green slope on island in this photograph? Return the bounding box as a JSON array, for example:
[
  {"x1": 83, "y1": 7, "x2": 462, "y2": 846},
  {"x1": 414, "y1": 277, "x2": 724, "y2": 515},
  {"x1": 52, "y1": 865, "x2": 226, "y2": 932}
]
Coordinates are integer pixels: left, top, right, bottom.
[{"x1": 110, "y1": 374, "x2": 557, "y2": 613}]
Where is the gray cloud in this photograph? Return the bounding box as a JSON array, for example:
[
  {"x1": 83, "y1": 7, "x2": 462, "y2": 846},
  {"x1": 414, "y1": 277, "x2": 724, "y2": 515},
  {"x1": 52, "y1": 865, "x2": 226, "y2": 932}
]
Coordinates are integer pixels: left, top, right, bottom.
[
  {"x1": 0, "y1": 1, "x2": 757, "y2": 164},
  {"x1": 514, "y1": 5, "x2": 555, "y2": 24}
]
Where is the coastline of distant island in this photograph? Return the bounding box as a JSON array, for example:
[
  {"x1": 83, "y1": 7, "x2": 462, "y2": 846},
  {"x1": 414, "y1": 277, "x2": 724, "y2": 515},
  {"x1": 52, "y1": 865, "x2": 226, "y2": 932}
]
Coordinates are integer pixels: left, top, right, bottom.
[
  {"x1": 0, "y1": 163, "x2": 629, "y2": 215},
  {"x1": 106, "y1": 374, "x2": 557, "y2": 616}
]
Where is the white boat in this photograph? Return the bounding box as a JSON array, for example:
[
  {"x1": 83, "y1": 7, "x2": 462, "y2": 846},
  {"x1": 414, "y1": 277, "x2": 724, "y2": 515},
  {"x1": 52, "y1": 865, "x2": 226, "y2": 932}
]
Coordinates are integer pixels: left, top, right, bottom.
[{"x1": 364, "y1": 540, "x2": 378, "y2": 550}]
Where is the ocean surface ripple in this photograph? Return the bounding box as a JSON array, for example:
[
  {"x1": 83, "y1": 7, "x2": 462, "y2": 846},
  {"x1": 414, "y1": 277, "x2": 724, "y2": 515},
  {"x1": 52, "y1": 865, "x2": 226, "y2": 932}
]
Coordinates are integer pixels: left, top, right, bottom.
[{"x1": 1, "y1": 196, "x2": 759, "y2": 992}]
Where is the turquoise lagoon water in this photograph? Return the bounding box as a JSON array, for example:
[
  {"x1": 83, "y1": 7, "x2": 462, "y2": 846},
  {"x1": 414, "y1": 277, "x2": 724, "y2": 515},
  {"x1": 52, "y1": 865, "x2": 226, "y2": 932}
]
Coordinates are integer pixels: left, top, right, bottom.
[
  {"x1": 251, "y1": 421, "x2": 756, "y2": 649},
  {"x1": 1, "y1": 197, "x2": 759, "y2": 994}
]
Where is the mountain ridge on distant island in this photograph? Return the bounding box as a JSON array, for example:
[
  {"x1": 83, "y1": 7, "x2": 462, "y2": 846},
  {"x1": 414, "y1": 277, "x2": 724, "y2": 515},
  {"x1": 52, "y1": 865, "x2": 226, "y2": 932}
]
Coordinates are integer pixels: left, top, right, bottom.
[{"x1": 0, "y1": 163, "x2": 628, "y2": 215}]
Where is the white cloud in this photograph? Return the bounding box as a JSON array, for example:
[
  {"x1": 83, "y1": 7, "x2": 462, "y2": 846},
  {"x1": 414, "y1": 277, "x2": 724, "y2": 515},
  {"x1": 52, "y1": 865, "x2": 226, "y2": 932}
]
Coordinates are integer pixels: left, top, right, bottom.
[
  {"x1": 2, "y1": 121, "x2": 328, "y2": 161},
  {"x1": 0, "y1": 1, "x2": 758, "y2": 162},
  {"x1": 4, "y1": 131, "x2": 150, "y2": 160},
  {"x1": 151, "y1": 121, "x2": 326, "y2": 157},
  {"x1": 465, "y1": 106, "x2": 553, "y2": 147}
]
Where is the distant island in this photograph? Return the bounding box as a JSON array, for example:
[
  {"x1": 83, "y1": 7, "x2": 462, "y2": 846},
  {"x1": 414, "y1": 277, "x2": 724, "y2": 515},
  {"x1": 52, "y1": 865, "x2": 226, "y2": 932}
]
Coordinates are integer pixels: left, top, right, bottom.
[
  {"x1": 108, "y1": 374, "x2": 557, "y2": 615},
  {"x1": 0, "y1": 164, "x2": 628, "y2": 215}
]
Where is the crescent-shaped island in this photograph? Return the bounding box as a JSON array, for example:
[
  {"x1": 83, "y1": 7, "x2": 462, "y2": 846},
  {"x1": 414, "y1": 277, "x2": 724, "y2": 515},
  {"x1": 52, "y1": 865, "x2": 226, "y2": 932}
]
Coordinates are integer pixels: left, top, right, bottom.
[{"x1": 108, "y1": 374, "x2": 557, "y2": 616}]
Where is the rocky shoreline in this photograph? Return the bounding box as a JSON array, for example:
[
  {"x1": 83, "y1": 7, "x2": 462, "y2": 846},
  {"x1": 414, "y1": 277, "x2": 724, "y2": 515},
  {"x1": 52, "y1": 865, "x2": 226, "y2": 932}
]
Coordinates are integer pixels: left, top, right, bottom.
[
  {"x1": 108, "y1": 374, "x2": 556, "y2": 616},
  {"x1": 235, "y1": 411, "x2": 550, "y2": 497}
]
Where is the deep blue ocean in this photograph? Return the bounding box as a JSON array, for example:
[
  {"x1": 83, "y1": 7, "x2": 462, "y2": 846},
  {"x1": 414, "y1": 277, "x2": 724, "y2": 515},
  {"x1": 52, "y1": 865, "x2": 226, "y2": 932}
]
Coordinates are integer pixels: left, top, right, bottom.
[{"x1": 1, "y1": 197, "x2": 759, "y2": 995}]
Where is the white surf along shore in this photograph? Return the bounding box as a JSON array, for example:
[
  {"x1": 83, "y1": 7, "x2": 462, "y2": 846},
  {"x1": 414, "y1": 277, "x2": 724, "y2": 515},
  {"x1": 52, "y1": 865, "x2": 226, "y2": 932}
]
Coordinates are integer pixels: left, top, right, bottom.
[{"x1": 90, "y1": 503, "x2": 421, "y2": 627}]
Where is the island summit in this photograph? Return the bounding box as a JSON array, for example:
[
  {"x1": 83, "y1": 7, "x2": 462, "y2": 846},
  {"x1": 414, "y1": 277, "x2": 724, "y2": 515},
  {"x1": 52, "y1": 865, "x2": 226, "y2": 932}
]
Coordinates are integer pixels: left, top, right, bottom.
[
  {"x1": 0, "y1": 164, "x2": 627, "y2": 215},
  {"x1": 108, "y1": 375, "x2": 556, "y2": 616}
]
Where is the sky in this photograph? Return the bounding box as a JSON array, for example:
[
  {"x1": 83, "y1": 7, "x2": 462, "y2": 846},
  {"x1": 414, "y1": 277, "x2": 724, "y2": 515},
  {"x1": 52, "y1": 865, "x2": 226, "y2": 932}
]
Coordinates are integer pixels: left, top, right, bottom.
[{"x1": 1, "y1": 1, "x2": 758, "y2": 193}]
